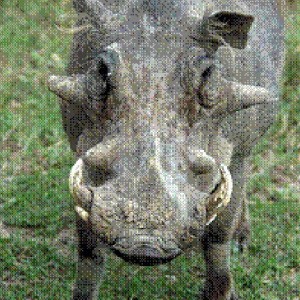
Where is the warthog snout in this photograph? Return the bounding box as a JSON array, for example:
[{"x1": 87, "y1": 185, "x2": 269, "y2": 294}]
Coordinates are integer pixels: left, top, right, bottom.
[{"x1": 69, "y1": 145, "x2": 233, "y2": 259}]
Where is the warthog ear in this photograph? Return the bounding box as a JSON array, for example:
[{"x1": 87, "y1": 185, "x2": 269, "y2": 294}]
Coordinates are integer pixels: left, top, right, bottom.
[{"x1": 197, "y1": 11, "x2": 254, "y2": 54}]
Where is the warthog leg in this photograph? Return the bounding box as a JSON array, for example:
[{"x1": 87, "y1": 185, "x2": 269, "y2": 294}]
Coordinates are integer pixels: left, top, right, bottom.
[
  {"x1": 233, "y1": 194, "x2": 251, "y2": 252},
  {"x1": 201, "y1": 156, "x2": 248, "y2": 300},
  {"x1": 72, "y1": 216, "x2": 106, "y2": 300},
  {"x1": 202, "y1": 242, "x2": 237, "y2": 300}
]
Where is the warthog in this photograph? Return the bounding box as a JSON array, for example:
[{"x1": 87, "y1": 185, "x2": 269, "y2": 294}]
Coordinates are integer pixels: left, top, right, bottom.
[{"x1": 48, "y1": 0, "x2": 285, "y2": 299}]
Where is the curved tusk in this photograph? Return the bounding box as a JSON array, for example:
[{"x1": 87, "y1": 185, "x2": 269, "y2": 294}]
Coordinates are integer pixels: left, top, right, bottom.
[
  {"x1": 69, "y1": 158, "x2": 92, "y2": 208},
  {"x1": 82, "y1": 139, "x2": 119, "y2": 169},
  {"x1": 206, "y1": 164, "x2": 233, "y2": 225},
  {"x1": 47, "y1": 74, "x2": 87, "y2": 104},
  {"x1": 219, "y1": 164, "x2": 233, "y2": 207},
  {"x1": 206, "y1": 214, "x2": 217, "y2": 226},
  {"x1": 75, "y1": 206, "x2": 89, "y2": 222}
]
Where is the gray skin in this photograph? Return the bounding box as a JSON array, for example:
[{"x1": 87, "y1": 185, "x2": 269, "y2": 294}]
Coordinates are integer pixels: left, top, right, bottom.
[{"x1": 48, "y1": 0, "x2": 285, "y2": 299}]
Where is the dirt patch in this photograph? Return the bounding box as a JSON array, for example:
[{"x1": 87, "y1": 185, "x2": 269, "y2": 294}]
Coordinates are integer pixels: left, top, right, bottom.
[
  {"x1": 54, "y1": 228, "x2": 78, "y2": 258},
  {"x1": 0, "y1": 221, "x2": 10, "y2": 239}
]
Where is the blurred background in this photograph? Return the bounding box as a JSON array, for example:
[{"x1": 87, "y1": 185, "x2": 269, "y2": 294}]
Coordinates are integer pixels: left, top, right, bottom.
[{"x1": 0, "y1": 1, "x2": 299, "y2": 299}]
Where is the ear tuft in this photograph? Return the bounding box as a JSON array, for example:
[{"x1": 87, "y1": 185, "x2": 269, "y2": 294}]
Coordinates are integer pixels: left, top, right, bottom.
[{"x1": 197, "y1": 11, "x2": 254, "y2": 54}]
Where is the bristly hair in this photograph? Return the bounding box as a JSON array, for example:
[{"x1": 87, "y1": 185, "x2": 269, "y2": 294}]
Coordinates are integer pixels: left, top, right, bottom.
[
  {"x1": 55, "y1": 11, "x2": 92, "y2": 34},
  {"x1": 277, "y1": 0, "x2": 287, "y2": 22}
]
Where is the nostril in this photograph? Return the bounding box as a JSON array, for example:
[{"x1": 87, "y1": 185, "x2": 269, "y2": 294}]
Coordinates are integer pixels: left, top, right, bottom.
[
  {"x1": 190, "y1": 161, "x2": 213, "y2": 174},
  {"x1": 85, "y1": 164, "x2": 116, "y2": 187}
]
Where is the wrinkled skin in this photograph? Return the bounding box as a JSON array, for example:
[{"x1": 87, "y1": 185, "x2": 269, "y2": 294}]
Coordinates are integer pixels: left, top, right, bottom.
[{"x1": 48, "y1": 0, "x2": 285, "y2": 299}]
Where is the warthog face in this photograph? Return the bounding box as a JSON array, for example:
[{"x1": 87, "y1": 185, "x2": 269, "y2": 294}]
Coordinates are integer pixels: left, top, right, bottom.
[{"x1": 48, "y1": 2, "x2": 273, "y2": 266}]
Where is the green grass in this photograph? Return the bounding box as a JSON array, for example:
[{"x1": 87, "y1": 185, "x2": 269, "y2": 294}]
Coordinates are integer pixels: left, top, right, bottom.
[{"x1": 0, "y1": 1, "x2": 299, "y2": 299}]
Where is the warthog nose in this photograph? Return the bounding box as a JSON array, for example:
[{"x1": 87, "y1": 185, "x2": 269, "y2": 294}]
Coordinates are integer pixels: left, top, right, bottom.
[{"x1": 111, "y1": 242, "x2": 182, "y2": 266}]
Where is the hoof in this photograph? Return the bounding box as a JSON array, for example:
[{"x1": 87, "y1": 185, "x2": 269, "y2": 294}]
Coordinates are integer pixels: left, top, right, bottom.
[
  {"x1": 198, "y1": 292, "x2": 239, "y2": 300},
  {"x1": 200, "y1": 271, "x2": 237, "y2": 300},
  {"x1": 231, "y1": 292, "x2": 239, "y2": 300}
]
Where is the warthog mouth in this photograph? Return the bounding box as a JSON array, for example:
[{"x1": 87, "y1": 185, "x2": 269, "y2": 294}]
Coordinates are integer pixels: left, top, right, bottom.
[
  {"x1": 111, "y1": 245, "x2": 181, "y2": 266},
  {"x1": 69, "y1": 155, "x2": 233, "y2": 264},
  {"x1": 111, "y1": 234, "x2": 182, "y2": 266}
]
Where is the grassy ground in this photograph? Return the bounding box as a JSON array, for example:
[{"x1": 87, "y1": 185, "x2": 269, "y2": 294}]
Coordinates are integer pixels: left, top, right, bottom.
[{"x1": 0, "y1": 1, "x2": 299, "y2": 299}]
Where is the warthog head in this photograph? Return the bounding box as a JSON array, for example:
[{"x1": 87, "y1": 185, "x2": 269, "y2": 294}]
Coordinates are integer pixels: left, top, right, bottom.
[{"x1": 48, "y1": 0, "x2": 273, "y2": 266}]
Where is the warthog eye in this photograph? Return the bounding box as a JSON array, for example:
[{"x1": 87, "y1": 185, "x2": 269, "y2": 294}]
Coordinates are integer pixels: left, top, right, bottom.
[
  {"x1": 85, "y1": 50, "x2": 118, "y2": 101},
  {"x1": 85, "y1": 59, "x2": 110, "y2": 101},
  {"x1": 180, "y1": 47, "x2": 215, "y2": 95},
  {"x1": 98, "y1": 62, "x2": 110, "y2": 81},
  {"x1": 199, "y1": 64, "x2": 214, "y2": 87}
]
